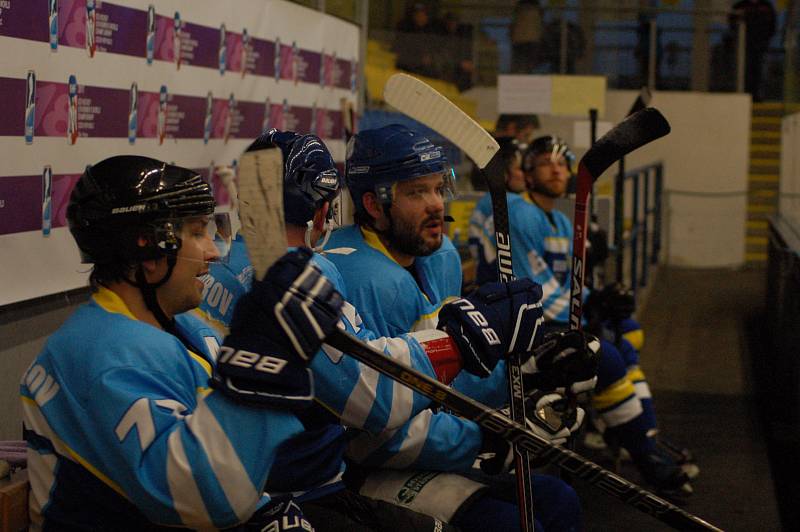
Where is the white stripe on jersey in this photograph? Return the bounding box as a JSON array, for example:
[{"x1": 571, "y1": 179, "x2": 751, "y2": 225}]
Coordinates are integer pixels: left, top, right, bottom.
[
  {"x1": 186, "y1": 399, "x2": 260, "y2": 521},
  {"x1": 27, "y1": 449, "x2": 57, "y2": 530},
  {"x1": 167, "y1": 430, "x2": 214, "y2": 528},
  {"x1": 340, "y1": 362, "x2": 381, "y2": 429},
  {"x1": 544, "y1": 236, "x2": 570, "y2": 254},
  {"x1": 598, "y1": 395, "x2": 643, "y2": 428},
  {"x1": 384, "y1": 338, "x2": 415, "y2": 431},
  {"x1": 634, "y1": 381, "x2": 652, "y2": 400},
  {"x1": 382, "y1": 409, "x2": 434, "y2": 469}
]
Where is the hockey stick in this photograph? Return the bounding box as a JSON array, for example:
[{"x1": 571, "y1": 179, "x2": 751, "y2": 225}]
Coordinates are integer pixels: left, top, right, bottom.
[
  {"x1": 569, "y1": 107, "x2": 670, "y2": 331},
  {"x1": 614, "y1": 87, "x2": 652, "y2": 286},
  {"x1": 235, "y1": 144, "x2": 721, "y2": 532},
  {"x1": 384, "y1": 72, "x2": 536, "y2": 532}
]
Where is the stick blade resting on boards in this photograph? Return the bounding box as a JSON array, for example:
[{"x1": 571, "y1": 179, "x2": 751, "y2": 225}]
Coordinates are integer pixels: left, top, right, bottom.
[
  {"x1": 236, "y1": 146, "x2": 287, "y2": 278},
  {"x1": 581, "y1": 107, "x2": 671, "y2": 180}
]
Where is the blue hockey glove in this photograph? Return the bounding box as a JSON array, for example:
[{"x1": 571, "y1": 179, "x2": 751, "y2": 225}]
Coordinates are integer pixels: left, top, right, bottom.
[
  {"x1": 437, "y1": 278, "x2": 544, "y2": 377},
  {"x1": 522, "y1": 329, "x2": 600, "y2": 394},
  {"x1": 212, "y1": 248, "x2": 344, "y2": 409}
]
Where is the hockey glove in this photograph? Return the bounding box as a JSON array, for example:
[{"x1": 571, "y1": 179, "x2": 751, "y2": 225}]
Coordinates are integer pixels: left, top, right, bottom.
[
  {"x1": 212, "y1": 248, "x2": 344, "y2": 409},
  {"x1": 437, "y1": 279, "x2": 544, "y2": 377},
  {"x1": 585, "y1": 282, "x2": 636, "y2": 322},
  {"x1": 522, "y1": 329, "x2": 601, "y2": 394},
  {"x1": 478, "y1": 392, "x2": 585, "y2": 475}
]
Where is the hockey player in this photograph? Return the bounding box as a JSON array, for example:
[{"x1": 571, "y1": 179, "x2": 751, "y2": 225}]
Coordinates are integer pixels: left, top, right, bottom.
[
  {"x1": 20, "y1": 156, "x2": 344, "y2": 530},
  {"x1": 199, "y1": 130, "x2": 581, "y2": 530},
  {"x1": 473, "y1": 135, "x2": 692, "y2": 496},
  {"x1": 325, "y1": 124, "x2": 601, "y2": 530}
]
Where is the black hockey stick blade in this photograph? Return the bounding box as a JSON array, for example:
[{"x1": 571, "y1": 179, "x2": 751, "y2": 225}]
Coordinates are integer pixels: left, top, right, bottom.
[{"x1": 581, "y1": 108, "x2": 670, "y2": 181}]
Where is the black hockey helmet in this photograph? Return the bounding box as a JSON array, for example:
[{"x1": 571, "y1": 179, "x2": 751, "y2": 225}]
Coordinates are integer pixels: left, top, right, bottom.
[
  {"x1": 245, "y1": 128, "x2": 341, "y2": 227},
  {"x1": 67, "y1": 155, "x2": 215, "y2": 265},
  {"x1": 522, "y1": 135, "x2": 575, "y2": 174}
]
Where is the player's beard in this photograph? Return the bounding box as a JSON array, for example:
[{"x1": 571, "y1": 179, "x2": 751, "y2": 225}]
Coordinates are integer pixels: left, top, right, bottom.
[
  {"x1": 385, "y1": 212, "x2": 443, "y2": 257},
  {"x1": 530, "y1": 178, "x2": 566, "y2": 199}
]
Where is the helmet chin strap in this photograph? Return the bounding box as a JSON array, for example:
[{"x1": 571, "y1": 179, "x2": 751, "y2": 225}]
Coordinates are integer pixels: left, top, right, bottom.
[
  {"x1": 305, "y1": 220, "x2": 332, "y2": 252},
  {"x1": 129, "y1": 255, "x2": 179, "y2": 332}
]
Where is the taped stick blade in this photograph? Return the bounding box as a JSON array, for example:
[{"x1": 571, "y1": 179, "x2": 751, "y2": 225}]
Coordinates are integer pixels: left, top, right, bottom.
[
  {"x1": 383, "y1": 73, "x2": 499, "y2": 169},
  {"x1": 237, "y1": 147, "x2": 287, "y2": 279},
  {"x1": 581, "y1": 107, "x2": 670, "y2": 181}
]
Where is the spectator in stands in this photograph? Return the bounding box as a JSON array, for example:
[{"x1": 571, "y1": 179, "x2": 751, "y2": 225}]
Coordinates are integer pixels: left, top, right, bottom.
[
  {"x1": 510, "y1": 0, "x2": 544, "y2": 73},
  {"x1": 436, "y1": 12, "x2": 475, "y2": 91},
  {"x1": 729, "y1": 0, "x2": 777, "y2": 101},
  {"x1": 540, "y1": 18, "x2": 586, "y2": 74},
  {"x1": 395, "y1": 3, "x2": 439, "y2": 79},
  {"x1": 495, "y1": 113, "x2": 539, "y2": 146}
]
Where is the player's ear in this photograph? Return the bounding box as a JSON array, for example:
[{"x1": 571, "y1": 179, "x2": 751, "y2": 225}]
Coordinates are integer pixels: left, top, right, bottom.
[{"x1": 362, "y1": 191, "x2": 384, "y2": 221}]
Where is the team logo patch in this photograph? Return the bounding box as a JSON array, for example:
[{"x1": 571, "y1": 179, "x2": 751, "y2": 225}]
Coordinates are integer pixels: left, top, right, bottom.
[{"x1": 396, "y1": 471, "x2": 439, "y2": 504}]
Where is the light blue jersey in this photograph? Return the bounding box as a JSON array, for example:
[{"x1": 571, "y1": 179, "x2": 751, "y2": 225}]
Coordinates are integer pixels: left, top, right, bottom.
[
  {"x1": 21, "y1": 287, "x2": 303, "y2": 530},
  {"x1": 325, "y1": 225, "x2": 509, "y2": 470},
  {"x1": 471, "y1": 192, "x2": 573, "y2": 322},
  {"x1": 198, "y1": 243, "x2": 455, "y2": 487}
]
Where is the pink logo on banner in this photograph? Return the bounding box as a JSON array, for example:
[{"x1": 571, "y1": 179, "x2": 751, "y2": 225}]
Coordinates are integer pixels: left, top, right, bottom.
[
  {"x1": 324, "y1": 53, "x2": 336, "y2": 88},
  {"x1": 269, "y1": 102, "x2": 284, "y2": 130},
  {"x1": 137, "y1": 92, "x2": 162, "y2": 138},
  {"x1": 279, "y1": 43, "x2": 294, "y2": 80},
  {"x1": 154, "y1": 16, "x2": 176, "y2": 62},
  {"x1": 59, "y1": 0, "x2": 87, "y2": 48},
  {"x1": 226, "y1": 32, "x2": 244, "y2": 74},
  {"x1": 51, "y1": 173, "x2": 82, "y2": 228},
  {"x1": 211, "y1": 99, "x2": 231, "y2": 139},
  {"x1": 34, "y1": 82, "x2": 69, "y2": 137}
]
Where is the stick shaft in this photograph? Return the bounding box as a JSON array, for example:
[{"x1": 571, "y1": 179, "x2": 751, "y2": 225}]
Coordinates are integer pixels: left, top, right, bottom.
[{"x1": 324, "y1": 329, "x2": 721, "y2": 532}]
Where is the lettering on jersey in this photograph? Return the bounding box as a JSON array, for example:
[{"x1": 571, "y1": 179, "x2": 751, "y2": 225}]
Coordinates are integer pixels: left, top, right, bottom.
[
  {"x1": 569, "y1": 256, "x2": 583, "y2": 329},
  {"x1": 218, "y1": 346, "x2": 288, "y2": 374},
  {"x1": 495, "y1": 232, "x2": 513, "y2": 282},
  {"x1": 452, "y1": 298, "x2": 500, "y2": 346},
  {"x1": 201, "y1": 276, "x2": 235, "y2": 318},
  {"x1": 24, "y1": 364, "x2": 60, "y2": 407}
]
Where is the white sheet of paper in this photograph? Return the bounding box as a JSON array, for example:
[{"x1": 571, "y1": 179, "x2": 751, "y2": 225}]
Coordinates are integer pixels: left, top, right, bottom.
[{"x1": 497, "y1": 75, "x2": 552, "y2": 114}]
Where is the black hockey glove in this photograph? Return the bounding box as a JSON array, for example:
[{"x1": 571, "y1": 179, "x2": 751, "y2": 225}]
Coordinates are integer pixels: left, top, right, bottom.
[
  {"x1": 478, "y1": 392, "x2": 585, "y2": 475},
  {"x1": 437, "y1": 279, "x2": 544, "y2": 377},
  {"x1": 585, "y1": 282, "x2": 636, "y2": 322},
  {"x1": 522, "y1": 329, "x2": 601, "y2": 394},
  {"x1": 212, "y1": 248, "x2": 344, "y2": 409}
]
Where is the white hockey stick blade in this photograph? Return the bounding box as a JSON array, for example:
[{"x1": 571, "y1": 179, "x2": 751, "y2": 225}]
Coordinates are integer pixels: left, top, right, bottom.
[
  {"x1": 236, "y1": 147, "x2": 287, "y2": 278},
  {"x1": 383, "y1": 73, "x2": 499, "y2": 169}
]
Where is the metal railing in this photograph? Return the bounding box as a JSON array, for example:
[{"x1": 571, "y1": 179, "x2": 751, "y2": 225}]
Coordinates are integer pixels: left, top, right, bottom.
[{"x1": 612, "y1": 162, "x2": 664, "y2": 299}]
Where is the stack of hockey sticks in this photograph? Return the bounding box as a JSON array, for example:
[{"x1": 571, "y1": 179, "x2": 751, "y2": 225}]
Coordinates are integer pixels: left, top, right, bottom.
[{"x1": 235, "y1": 77, "x2": 722, "y2": 531}]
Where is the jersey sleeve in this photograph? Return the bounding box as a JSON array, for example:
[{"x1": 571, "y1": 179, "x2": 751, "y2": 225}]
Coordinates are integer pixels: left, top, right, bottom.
[
  {"x1": 21, "y1": 358, "x2": 302, "y2": 529},
  {"x1": 311, "y1": 300, "x2": 442, "y2": 435},
  {"x1": 511, "y1": 208, "x2": 571, "y2": 323},
  {"x1": 346, "y1": 409, "x2": 483, "y2": 472}
]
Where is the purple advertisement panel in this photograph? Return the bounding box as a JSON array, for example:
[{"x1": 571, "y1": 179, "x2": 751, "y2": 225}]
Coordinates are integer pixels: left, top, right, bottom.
[
  {"x1": 180, "y1": 22, "x2": 219, "y2": 69},
  {"x1": 0, "y1": 175, "x2": 41, "y2": 235},
  {"x1": 231, "y1": 101, "x2": 267, "y2": 139},
  {"x1": 278, "y1": 42, "x2": 294, "y2": 81},
  {"x1": 210, "y1": 99, "x2": 230, "y2": 140},
  {"x1": 0, "y1": 0, "x2": 49, "y2": 41},
  {"x1": 246, "y1": 38, "x2": 274, "y2": 77},
  {"x1": 295, "y1": 50, "x2": 321, "y2": 85},
  {"x1": 225, "y1": 32, "x2": 244, "y2": 74},
  {"x1": 52, "y1": 173, "x2": 82, "y2": 228},
  {"x1": 334, "y1": 58, "x2": 352, "y2": 90},
  {"x1": 76, "y1": 85, "x2": 129, "y2": 137},
  {"x1": 154, "y1": 14, "x2": 177, "y2": 62},
  {"x1": 0, "y1": 78, "x2": 25, "y2": 136},
  {"x1": 283, "y1": 105, "x2": 311, "y2": 133},
  {"x1": 94, "y1": 2, "x2": 147, "y2": 57},
  {"x1": 34, "y1": 81, "x2": 69, "y2": 137},
  {"x1": 58, "y1": 0, "x2": 87, "y2": 48},
  {"x1": 137, "y1": 91, "x2": 161, "y2": 138},
  {"x1": 164, "y1": 94, "x2": 206, "y2": 139}
]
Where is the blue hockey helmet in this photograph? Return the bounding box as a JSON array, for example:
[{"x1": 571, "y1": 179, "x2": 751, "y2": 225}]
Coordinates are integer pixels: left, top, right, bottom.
[
  {"x1": 246, "y1": 128, "x2": 341, "y2": 226},
  {"x1": 345, "y1": 124, "x2": 454, "y2": 215},
  {"x1": 522, "y1": 135, "x2": 575, "y2": 174}
]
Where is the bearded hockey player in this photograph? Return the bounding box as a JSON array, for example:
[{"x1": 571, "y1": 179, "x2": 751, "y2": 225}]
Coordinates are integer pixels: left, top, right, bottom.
[
  {"x1": 21, "y1": 156, "x2": 344, "y2": 530},
  {"x1": 324, "y1": 124, "x2": 602, "y2": 530},
  {"x1": 470, "y1": 135, "x2": 693, "y2": 497},
  {"x1": 199, "y1": 129, "x2": 584, "y2": 530}
]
